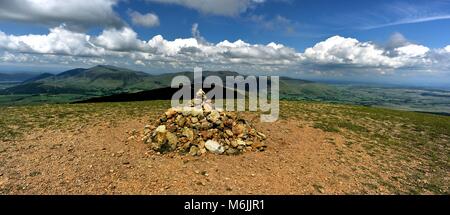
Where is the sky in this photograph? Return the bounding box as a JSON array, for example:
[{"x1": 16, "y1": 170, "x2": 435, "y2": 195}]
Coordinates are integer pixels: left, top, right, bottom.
[{"x1": 0, "y1": 0, "x2": 449, "y2": 87}]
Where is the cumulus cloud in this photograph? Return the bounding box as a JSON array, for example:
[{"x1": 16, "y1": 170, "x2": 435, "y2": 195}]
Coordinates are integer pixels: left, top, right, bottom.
[
  {"x1": 93, "y1": 27, "x2": 148, "y2": 51},
  {"x1": 146, "y1": 0, "x2": 264, "y2": 16},
  {"x1": 0, "y1": 0, "x2": 124, "y2": 29},
  {"x1": 129, "y1": 11, "x2": 160, "y2": 28},
  {"x1": 0, "y1": 24, "x2": 101, "y2": 56},
  {"x1": 445, "y1": 45, "x2": 450, "y2": 53},
  {"x1": 0, "y1": 25, "x2": 449, "y2": 76},
  {"x1": 301, "y1": 36, "x2": 435, "y2": 69},
  {"x1": 302, "y1": 36, "x2": 401, "y2": 68},
  {"x1": 395, "y1": 44, "x2": 430, "y2": 58}
]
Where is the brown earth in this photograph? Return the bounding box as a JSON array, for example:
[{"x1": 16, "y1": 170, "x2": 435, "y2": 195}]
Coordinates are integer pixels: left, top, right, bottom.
[{"x1": 0, "y1": 113, "x2": 399, "y2": 195}]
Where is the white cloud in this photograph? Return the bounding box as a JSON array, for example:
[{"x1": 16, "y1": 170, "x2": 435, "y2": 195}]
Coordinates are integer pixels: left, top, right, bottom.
[
  {"x1": 147, "y1": 35, "x2": 200, "y2": 56},
  {"x1": 146, "y1": 0, "x2": 264, "y2": 16},
  {"x1": 0, "y1": 26, "x2": 449, "y2": 76},
  {"x1": 302, "y1": 36, "x2": 402, "y2": 68},
  {"x1": 0, "y1": 0, "x2": 123, "y2": 29},
  {"x1": 395, "y1": 44, "x2": 430, "y2": 57},
  {"x1": 94, "y1": 27, "x2": 148, "y2": 51},
  {"x1": 129, "y1": 11, "x2": 160, "y2": 28},
  {"x1": 0, "y1": 24, "x2": 101, "y2": 56},
  {"x1": 445, "y1": 45, "x2": 450, "y2": 53},
  {"x1": 300, "y1": 35, "x2": 437, "y2": 70}
]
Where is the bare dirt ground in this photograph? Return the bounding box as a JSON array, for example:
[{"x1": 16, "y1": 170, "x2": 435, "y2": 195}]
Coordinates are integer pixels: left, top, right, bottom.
[{"x1": 0, "y1": 114, "x2": 398, "y2": 195}]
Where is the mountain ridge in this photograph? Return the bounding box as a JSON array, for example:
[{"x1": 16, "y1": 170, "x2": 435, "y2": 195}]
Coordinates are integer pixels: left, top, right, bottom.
[{"x1": 1, "y1": 65, "x2": 314, "y2": 96}]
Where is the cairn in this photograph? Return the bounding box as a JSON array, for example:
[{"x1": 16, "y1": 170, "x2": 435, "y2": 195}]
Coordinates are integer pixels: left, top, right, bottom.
[{"x1": 142, "y1": 89, "x2": 267, "y2": 156}]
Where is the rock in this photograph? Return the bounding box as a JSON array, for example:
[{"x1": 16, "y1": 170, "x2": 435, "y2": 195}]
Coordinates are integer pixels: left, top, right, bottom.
[
  {"x1": 197, "y1": 140, "x2": 205, "y2": 149},
  {"x1": 181, "y1": 107, "x2": 192, "y2": 116},
  {"x1": 155, "y1": 125, "x2": 166, "y2": 133},
  {"x1": 175, "y1": 115, "x2": 186, "y2": 127},
  {"x1": 226, "y1": 148, "x2": 239, "y2": 155},
  {"x1": 165, "y1": 108, "x2": 178, "y2": 119},
  {"x1": 205, "y1": 140, "x2": 225, "y2": 154},
  {"x1": 196, "y1": 89, "x2": 206, "y2": 99},
  {"x1": 252, "y1": 142, "x2": 266, "y2": 151},
  {"x1": 166, "y1": 132, "x2": 178, "y2": 150},
  {"x1": 214, "y1": 120, "x2": 223, "y2": 127},
  {"x1": 181, "y1": 142, "x2": 191, "y2": 151},
  {"x1": 200, "y1": 148, "x2": 207, "y2": 155},
  {"x1": 203, "y1": 103, "x2": 213, "y2": 112},
  {"x1": 155, "y1": 131, "x2": 167, "y2": 144},
  {"x1": 196, "y1": 181, "x2": 206, "y2": 186},
  {"x1": 200, "y1": 121, "x2": 212, "y2": 130},
  {"x1": 207, "y1": 110, "x2": 220, "y2": 123},
  {"x1": 189, "y1": 146, "x2": 199, "y2": 156},
  {"x1": 191, "y1": 117, "x2": 199, "y2": 124},
  {"x1": 231, "y1": 140, "x2": 238, "y2": 148},
  {"x1": 224, "y1": 119, "x2": 234, "y2": 127},
  {"x1": 236, "y1": 139, "x2": 246, "y2": 146},
  {"x1": 225, "y1": 129, "x2": 234, "y2": 137},
  {"x1": 257, "y1": 132, "x2": 267, "y2": 140},
  {"x1": 200, "y1": 130, "x2": 210, "y2": 139},
  {"x1": 191, "y1": 108, "x2": 203, "y2": 117},
  {"x1": 232, "y1": 124, "x2": 245, "y2": 136},
  {"x1": 166, "y1": 124, "x2": 177, "y2": 132},
  {"x1": 181, "y1": 127, "x2": 194, "y2": 141}
]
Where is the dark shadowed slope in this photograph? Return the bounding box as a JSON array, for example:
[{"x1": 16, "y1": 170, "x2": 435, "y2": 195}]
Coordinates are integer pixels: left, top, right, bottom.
[{"x1": 73, "y1": 85, "x2": 244, "y2": 103}]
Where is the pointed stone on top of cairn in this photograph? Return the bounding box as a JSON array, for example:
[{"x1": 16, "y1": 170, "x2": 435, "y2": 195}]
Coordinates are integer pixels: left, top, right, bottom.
[
  {"x1": 196, "y1": 88, "x2": 206, "y2": 101},
  {"x1": 142, "y1": 88, "x2": 267, "y2": 156}
]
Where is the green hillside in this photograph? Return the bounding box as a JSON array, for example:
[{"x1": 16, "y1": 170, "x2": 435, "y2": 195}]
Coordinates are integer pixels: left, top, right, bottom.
[
  {"x1": 0, "y1": 65, "x2": 321, "y2": 105},
  {"x1": 1, "y1": 66, "x2": 262, "y2": 95}
]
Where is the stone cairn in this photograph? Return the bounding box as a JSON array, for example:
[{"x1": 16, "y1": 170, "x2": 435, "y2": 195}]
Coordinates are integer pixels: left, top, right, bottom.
[{"x1": 142, "y1": 89, "x2": 267, "y2": 156}]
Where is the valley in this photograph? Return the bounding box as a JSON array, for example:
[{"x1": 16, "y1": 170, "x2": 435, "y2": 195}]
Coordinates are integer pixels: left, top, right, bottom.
[{"x1": 1, "y1": 65, "x2": 449, "y2": 116}]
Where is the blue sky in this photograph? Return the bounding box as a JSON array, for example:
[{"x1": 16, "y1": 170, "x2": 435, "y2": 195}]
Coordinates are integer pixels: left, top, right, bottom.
[
  {"x1": 139, "y1": 0, "x2": 450, "y2": 49},
  {"x1": 0, "y1": 0, "x2": 449, "y2": 86}
]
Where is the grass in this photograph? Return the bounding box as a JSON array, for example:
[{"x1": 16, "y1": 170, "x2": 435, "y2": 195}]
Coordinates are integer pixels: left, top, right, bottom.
[
  {"x1": 0, "y1": 99, "x2": 448, "y2": 194},
  {"x1": 281, "y1": 100, "x2": 449, "y2": 194},
  {"x1": 0, "y1": 100, "x2": 170, "y2": 141}
]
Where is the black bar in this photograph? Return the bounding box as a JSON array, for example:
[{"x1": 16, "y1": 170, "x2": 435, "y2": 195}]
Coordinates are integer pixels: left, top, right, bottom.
[{"x1": 1, "y1": 195, "x2": 448, "y2": 214}]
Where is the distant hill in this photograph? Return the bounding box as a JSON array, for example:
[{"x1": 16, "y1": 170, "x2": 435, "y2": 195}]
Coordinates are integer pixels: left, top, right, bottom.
[
  {"x1": 2, "y1": 65, "x2": 160, "y2": 94},
  {"x1": 23, "y1": 73, "x2": 55, "y2": 83},
  {"x1": 2, "y1": 65, "x2": 323, "y2": 97},
  {"x1": 0, "y1": 72, "x2": 42, "y2": 83},
  {"x1": 0, "y1": 65, "x2": 346, "y2": 106}
]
